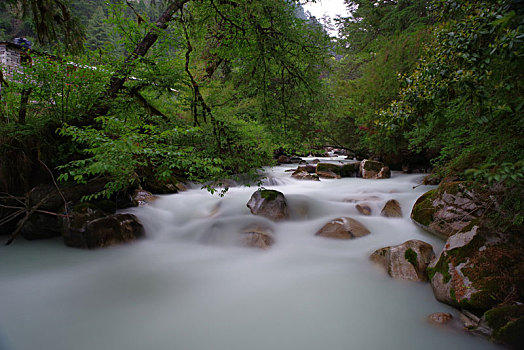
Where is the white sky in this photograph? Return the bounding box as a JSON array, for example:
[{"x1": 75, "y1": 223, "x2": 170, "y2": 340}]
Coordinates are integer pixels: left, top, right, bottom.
[{"x1": 302, "y1": 0, "x2": 349, "y2": 20}]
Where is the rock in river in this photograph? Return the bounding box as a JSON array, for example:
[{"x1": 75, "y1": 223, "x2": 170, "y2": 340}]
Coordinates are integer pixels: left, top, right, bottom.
[
  {"x1": 381, "y1": 199, "x2": 402, "y2": 217},
  {"x1": 63, "y1": 213, "x2": 144, "y2": 249},
  {"x1": 241, "y1": 225, "x2": 274, "y2": 249},
  {"x1": 370, "y1": 239, "x2": 435, "y2": 282},
  {"x1": 247, "y1": 189, "x2": 289, "y2": 221},
  {"x1": 315, "y1": 217, "x2": 370, "y2": 239}
]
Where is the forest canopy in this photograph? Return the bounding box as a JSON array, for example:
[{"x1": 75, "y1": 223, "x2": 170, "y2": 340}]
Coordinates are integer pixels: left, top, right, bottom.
[{"x1": 0, "y1": 0, "x2": 522, "y2": 200}]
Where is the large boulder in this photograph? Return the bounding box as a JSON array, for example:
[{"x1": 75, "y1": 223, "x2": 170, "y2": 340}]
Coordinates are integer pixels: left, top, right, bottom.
[
  {"x1": 315, "y1": 217, "x2": 370, "y2": 239},
  {"x1": 131, "y1": 189, "x2": 156, "y2": 206},
  {"x1": 360, "y1": 160, "x2": 390, "y2": 179},
  {"x1": 411, "y1": 182, "x2": 492, "y2": 239},
  {"x1": 340, "y1": 162, "x2": 360, "y2": 177},
  {"x1": 247, "y1": 189, "x2": 289, "y2": 221},
  {"x1": 315, "y1": 163, "x2": 342, "y2": 179},
  {"x1": 483, "y1": 304, "x2": 524, "y2": 348},
  {"x1": 381, "y1": 199, "x2": 403, "y2": 217},
  {"x1": 427, "y1": 223, "x2": 524, "y2": 312},
  {"x1": 370, "y1": 239, "x2": 435, "y2": 282},
  {"x1": 63, "y1": 213, "x2": 144, "y2": 249},
  {"x1": 19, "y1": 180, "x2": 109, "y2": 240},
  {"x1": 277, "y1": 155, "x2": 291, "y2": 164}
]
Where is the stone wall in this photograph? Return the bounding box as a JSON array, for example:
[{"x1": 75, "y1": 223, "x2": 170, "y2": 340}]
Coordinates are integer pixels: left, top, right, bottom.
[{"x1": 0, "y1": 42, "x2": 26, "y2": 79}]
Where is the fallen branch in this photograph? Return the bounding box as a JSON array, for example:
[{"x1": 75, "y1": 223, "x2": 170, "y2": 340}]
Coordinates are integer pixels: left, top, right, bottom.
[
  {"x1": 5, "y1": 195, "x2": 49, "y2": 245},
  {"x1": 38, "y1": 159, "x2": 69, "y2": 226}
]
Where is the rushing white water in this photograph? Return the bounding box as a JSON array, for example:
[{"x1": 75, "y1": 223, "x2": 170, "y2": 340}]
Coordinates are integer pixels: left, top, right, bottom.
[{"x1": 0, "y1": 157, "x2": 501, "y2": 350}]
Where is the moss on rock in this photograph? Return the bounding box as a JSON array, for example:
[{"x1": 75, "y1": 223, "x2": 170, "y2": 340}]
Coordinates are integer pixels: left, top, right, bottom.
[
  {"x1": 316, "y1": 163, "x2": 341, "y2": 175},
  {"x1": 260, "y1": 189, "x2": 279, "y2": 201},
  {"x1": 340, "y1": 162, "x2": 360, "y2": 177},
  {"x1": 404, "y1": 248, "x2": 418, "y2": 268},
  {"x1": 411, "y1": 189, "x2": 437, "y2": 227},
  {"x1": 485, "y1": 305, "x2": 524, "y2": 348},
  {"x1": 363, "y1": 160, "x2": 383, "y2": 172}
]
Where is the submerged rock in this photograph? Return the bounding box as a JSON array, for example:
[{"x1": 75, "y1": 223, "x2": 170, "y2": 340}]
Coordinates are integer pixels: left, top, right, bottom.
[
  {"x1": 370, "y1": 239, "x2": 435, "y2": 282},
  {"x1": 63, "y1": 213, "x2": 144, "y2": 249},
  {"x1": 247, "y1": 189, "x2": 289, "y2": 221},
  {"x1": 315, "y1": 217, "x2": 370, "y2": 239},
  {"x1": 356, "y1": 203, "x2": 372, "y2": 216},
  {"x1": 241, "y1": 225, "x2": 274, "y2": 249},
  {"x1": 427, "y1": 312, "x2": 453, "y2": 325},
  {"x1": 381, "y1": 199, "x2": 402, "y2": 217}
]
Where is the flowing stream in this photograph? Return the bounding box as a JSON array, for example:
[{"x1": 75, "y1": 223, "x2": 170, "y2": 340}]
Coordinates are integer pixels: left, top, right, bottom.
[{"x1": 0, "y1": 157, "x2": 501, "y2": 350}]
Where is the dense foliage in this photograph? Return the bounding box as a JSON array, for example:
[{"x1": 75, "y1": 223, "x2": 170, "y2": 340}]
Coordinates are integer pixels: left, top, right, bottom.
[
  {"x1": 0, "y1": 0, "x2": 331, "y2": 198},
  {"x1": 331, "y1": 0, "x2": 523, "y2": 184},
  {"x1": 0, "y1": 0, "x2": 522, "y2": 200}
]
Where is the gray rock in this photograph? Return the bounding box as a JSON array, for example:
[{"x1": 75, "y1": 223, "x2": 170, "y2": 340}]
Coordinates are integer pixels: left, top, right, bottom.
[
  {"x1": 370, "y1": 239, "x2": 435, "y2": 282},
  {"x1": 247, "y1": 189, "x2": 289, "y2": 221}
]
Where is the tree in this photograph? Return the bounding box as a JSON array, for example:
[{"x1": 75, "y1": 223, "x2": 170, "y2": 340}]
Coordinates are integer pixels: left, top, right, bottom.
[{"x1": 4, "y1": 0, "x2": 84, "y2": 52}]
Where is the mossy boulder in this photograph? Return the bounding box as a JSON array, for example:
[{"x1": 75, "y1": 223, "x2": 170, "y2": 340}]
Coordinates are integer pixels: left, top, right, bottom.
[
  {"x1": 484, "y1": 305, "x2": 524, "y2": 348},
  {"x1": 340, "y1": 162, "x2": 360, "y2": 177},
  {"x1": 315, "y1": 217, "x2": 370, "y2": 240},
  {"x1": 370, "y1": 240, "x2": 435, "y2": 282},
  {"x1": 359, "y1": 160, "x2": 390, "y2": 179},
  {"x1": 247, "y1": 189, "x2": 289, "y2": 221},
  {"x1": 427, "y1": 223, "x2": 524, "y2": 312},
  {"x1": 411, "y1": 182, "x2": 493, "y2": 239},
  {"x1": 315, "y1": 163, "x2": 342, "y2": 179},
  {"x1": 63, "y1": 213, "x2": 144, "y2": 249}
]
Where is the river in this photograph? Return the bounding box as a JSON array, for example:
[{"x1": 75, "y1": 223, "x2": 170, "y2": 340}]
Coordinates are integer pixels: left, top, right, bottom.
[{"x1": 0, "y1": 157, "x2": 501, "y2": 350}]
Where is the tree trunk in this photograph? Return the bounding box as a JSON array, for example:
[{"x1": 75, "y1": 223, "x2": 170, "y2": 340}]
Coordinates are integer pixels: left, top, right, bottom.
[
  {"x1": 89, "y1": 0, "x2": 190, "y2": 119},
  {"x1": 18, "y1": 88, "x2": 32, "y2": 124}
]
